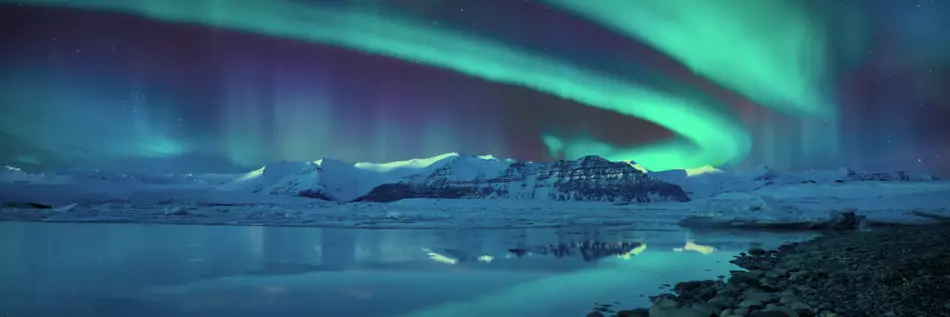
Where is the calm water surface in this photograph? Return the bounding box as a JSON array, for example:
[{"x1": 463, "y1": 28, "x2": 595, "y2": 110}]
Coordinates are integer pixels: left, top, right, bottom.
[{"x1": 0, "y1": 222, "x2": 818, "y2": 317}]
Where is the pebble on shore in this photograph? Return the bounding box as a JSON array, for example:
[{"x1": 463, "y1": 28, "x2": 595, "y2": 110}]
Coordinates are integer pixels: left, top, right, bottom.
[{"x1": 593, "y1": 225, "x2": 950, "y2": 317}]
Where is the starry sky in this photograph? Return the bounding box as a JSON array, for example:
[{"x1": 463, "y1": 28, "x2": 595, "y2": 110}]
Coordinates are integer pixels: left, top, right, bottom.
[{"x1": 1, "y1": 0, "x2": 948, "y2": 175}]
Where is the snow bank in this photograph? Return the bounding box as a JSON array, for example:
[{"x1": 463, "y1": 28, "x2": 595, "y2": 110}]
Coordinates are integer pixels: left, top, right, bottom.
[{"x1": 677, "y1": 182, "x2": 950, "y2": 229}]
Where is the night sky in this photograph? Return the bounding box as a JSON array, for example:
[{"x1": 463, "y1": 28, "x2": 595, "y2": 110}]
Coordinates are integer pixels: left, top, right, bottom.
[{"x1": 1, "y1": 0, "x2": 948, "y2": 176}]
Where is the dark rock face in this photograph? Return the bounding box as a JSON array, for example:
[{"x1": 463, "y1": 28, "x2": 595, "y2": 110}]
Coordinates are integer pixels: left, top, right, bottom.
[
  {"x1": 295, "y1": 189, "x2": 334, "y2": 200},
  {"x1": 356, "y1": 156, "x2": 690, "y2": 203}
]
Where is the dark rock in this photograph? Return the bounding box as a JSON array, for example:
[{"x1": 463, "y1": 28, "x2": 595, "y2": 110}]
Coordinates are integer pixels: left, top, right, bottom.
[
  {"x1": 729, "y1": 271, "x2": 761, "y2": 286},
  {"x1": 706, "y1": 296, "x2": 730, "y2": 310},
  {"x1": 605, "y1": 225, "x2": 950, "y2": 317},
  {"x1": 615, "y1": 308, "x2": 649, "y2": 317},
  {"x1": 585, "y1": 311, "x2": 605, "y2": 317},
  {"x1": 296, "y1": 189, "x2": 334, "y2": 200},
  {"x1": 749, "y1": 247, "x2": 766, "y2": 256},
  {"x1": 750, "y1": 311, "x2": 794, "y2": 317},
  {"x1": 674, "y1": 281, "x2": 706, "y2": 293}
]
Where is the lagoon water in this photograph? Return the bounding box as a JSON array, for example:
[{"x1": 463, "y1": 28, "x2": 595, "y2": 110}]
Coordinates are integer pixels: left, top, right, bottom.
[{"x1": 0, "y1": 222, "x2": 818, "y2": 317}]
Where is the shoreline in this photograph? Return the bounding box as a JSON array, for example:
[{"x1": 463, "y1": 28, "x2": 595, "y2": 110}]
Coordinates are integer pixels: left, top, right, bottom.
[{"x1": 595, "y1": 225, "x2": 950, "y2": 317}]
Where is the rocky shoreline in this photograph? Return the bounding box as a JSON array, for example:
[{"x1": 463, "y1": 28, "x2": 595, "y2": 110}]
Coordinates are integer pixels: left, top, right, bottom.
[{"x1": 590, "y1": 225, "x2": 950, "y2": 317}]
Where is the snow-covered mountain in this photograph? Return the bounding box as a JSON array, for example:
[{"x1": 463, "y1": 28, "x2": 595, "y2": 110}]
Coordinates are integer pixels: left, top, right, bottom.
[
  {"x1": 356, "y1": 155, "x2": 689, "y2": 203},
  {"x1": 651, "y1": 164, "x2": 938, "y2": 199},
  {"x1": 3, "y1": 153, "x2": 939, "y2": 206},
  {"x1": 1, "y1": 165, "x2": 74, "y2": 185},
  {"x1": 218, "y1": 153, "x2": 689, "y2": 203},
  {"x1": 0, "y1": 165, "x2": 236, "y2": 187}
]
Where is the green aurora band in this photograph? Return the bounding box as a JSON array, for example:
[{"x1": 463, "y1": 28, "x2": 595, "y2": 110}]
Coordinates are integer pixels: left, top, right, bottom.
[
  {"x1": 543, "y1": 0, "x2": 833, "y2": 116},
  {"x1": 543, "y1": 0, "x2": 841, "y2": 163},
  {"x1": 9, "y1": 0, "x2": 766, "y2": 171}
]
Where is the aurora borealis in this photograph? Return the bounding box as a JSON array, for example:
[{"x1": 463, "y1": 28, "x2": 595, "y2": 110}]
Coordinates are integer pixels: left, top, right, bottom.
[{"x1": 1, "y1": 0, "x2": 948, "y2": 175}]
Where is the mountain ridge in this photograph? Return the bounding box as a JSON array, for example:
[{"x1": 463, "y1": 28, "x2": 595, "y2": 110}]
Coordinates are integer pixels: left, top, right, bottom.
[
  {"x1": 239, "y1": 154, "x2": 689, "y2": 203},
  {"x1": 2, "y1": 153, "x2": 939, "y2": 204},
  {"x1": 354, "y1": 155, "x2": 689, "y2": 203}
]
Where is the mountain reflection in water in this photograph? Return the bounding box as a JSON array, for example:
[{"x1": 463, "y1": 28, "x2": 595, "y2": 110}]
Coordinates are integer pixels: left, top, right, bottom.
[{"x1": 421, "y1": 241, "x2": 650, "y2": 264}]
